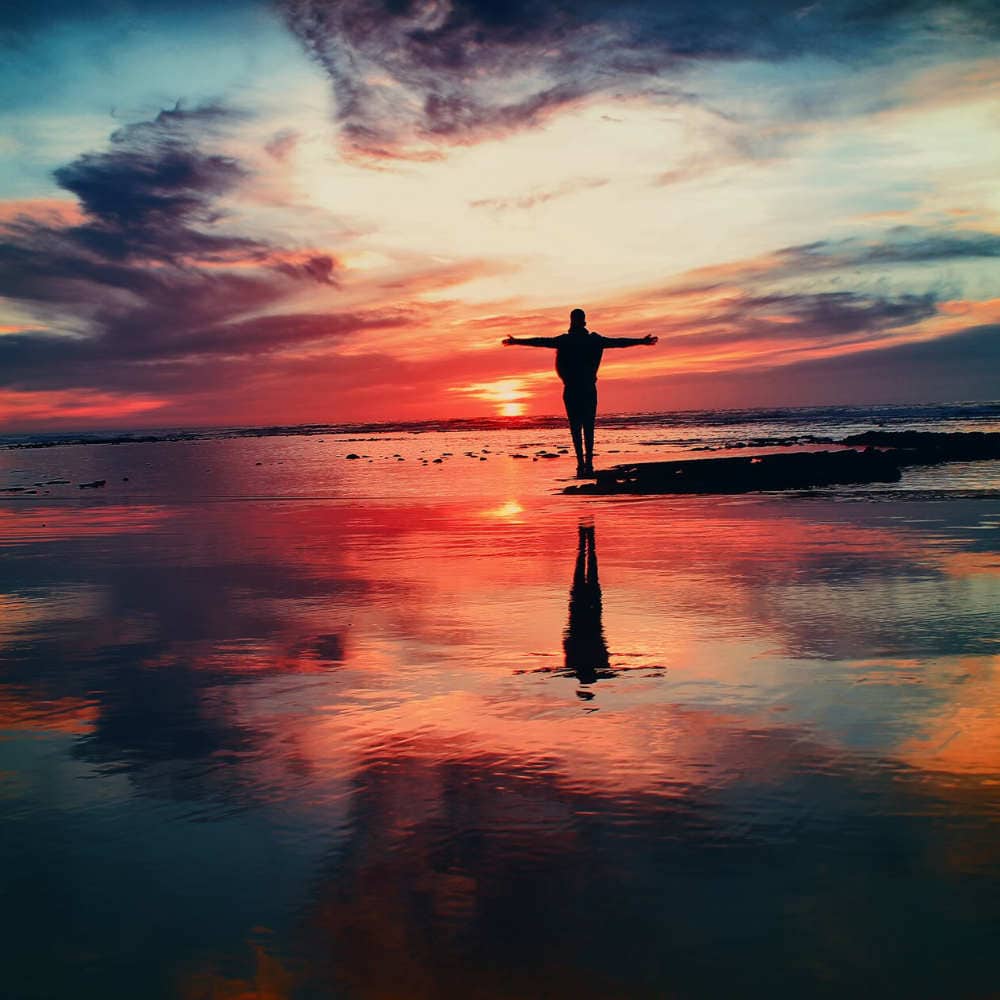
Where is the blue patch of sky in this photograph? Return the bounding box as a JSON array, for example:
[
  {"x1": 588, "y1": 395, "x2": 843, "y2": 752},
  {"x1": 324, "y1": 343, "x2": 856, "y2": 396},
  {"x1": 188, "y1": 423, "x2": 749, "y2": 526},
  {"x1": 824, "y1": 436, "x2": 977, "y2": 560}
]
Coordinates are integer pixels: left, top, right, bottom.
[{"x1": 0, "y1": 1, "x2": 313, "y2": 198}]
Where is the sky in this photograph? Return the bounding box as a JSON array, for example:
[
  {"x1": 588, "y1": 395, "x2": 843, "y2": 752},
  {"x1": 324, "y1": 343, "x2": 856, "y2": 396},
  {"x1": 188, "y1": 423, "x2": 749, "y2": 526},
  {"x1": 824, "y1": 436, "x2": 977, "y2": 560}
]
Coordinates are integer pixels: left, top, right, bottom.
[{"x1": 1, "y1": 0, "x2": 999, "y2": 430}]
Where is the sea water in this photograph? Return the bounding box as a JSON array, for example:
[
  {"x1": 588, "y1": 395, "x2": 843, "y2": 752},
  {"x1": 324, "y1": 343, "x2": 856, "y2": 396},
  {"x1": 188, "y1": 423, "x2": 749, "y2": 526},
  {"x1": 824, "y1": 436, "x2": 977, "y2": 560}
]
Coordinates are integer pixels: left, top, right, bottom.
[{"x1": 1, "y1": 403, "x2": 999, "y2": 998}]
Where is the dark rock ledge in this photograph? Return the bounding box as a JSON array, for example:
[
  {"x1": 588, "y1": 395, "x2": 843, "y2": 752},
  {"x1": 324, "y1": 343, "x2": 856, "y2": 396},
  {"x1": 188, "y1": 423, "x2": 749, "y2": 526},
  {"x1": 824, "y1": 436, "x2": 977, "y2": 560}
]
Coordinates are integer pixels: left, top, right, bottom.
[{"x1": 564, "y1": 431, "x2": 1000, "y2": 496}]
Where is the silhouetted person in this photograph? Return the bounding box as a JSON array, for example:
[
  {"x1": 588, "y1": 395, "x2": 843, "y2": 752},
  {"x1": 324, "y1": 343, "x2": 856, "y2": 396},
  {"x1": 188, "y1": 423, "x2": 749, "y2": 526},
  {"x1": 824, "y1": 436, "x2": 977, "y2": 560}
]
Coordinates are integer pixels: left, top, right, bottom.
[
  {"x1": 563, "y1": 523, "x2": 612, "y2": 695},
  {"x1": 504, "y1": 308, "x2": 658, "y2": 476}
]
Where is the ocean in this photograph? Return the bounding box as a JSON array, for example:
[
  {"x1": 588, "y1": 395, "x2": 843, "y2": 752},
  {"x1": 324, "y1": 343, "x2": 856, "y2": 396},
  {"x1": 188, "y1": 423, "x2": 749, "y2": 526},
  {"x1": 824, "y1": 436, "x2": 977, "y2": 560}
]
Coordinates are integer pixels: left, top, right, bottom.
[{"x1": 2, "y1": 401, "x2": 999, "y2": 998}]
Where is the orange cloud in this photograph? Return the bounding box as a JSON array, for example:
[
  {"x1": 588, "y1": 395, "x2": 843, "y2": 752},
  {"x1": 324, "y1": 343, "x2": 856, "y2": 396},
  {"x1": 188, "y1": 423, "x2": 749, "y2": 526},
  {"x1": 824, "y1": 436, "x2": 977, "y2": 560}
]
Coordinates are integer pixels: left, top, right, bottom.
[
  {"x1": 0, "y1": 388, "x2": 166, "y2": 427},
  {"x1": 0, "y1": 197, "x2": 84, "y2": 226}
]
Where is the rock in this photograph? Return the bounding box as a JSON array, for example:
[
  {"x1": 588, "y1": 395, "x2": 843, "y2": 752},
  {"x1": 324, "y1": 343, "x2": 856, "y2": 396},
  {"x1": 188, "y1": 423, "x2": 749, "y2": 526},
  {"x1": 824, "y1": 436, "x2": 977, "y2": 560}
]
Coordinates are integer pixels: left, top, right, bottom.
[
  {"x1": 79, "y1": 480, "x2": 107, "y2": 489},
  {"x1": 345, "y1": 453, "x2": 360, "y2": 459},
  {"x1": 565, "y1": 449, "x2": 902, "y2": 496},
  {"x1": 842, "y1": 430, "x2": 1000, "y2": 464}
]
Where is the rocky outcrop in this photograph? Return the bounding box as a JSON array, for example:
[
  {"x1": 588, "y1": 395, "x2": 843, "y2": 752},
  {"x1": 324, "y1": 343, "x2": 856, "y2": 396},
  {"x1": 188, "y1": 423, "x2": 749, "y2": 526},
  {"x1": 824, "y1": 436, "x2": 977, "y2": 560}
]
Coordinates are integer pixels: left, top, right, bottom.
[{"x1": 566, "y1": 449, "x2": 902, "y2": 495}]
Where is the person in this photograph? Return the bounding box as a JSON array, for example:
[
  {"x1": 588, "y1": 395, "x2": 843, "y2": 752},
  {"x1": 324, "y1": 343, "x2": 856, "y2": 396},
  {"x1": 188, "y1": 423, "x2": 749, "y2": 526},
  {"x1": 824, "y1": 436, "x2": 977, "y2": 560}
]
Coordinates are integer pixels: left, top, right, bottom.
[
  {"x1": 562, "y1": 522, "x2": 612, "y2": 696},
  {"x1": 503, "y1": 308, "x2": 657, "y2": 476}
]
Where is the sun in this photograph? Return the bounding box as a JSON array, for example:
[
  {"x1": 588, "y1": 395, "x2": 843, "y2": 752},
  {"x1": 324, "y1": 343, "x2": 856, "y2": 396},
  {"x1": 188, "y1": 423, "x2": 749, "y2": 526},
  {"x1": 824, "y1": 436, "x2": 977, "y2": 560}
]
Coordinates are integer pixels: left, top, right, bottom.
[{"x1": 451, "y1": 377, "x2": 532, "y2": 417}]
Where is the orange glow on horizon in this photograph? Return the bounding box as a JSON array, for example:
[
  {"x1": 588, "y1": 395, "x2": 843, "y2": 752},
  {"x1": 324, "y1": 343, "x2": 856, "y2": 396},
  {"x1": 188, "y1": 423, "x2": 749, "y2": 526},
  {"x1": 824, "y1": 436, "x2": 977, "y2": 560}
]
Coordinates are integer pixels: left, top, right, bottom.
[
  {"x1": 450, "y1": 377, "x2": 534, "y2": 417},
  {"x1": 0, "y1": 388, "x2": 166, "y2": 426}
]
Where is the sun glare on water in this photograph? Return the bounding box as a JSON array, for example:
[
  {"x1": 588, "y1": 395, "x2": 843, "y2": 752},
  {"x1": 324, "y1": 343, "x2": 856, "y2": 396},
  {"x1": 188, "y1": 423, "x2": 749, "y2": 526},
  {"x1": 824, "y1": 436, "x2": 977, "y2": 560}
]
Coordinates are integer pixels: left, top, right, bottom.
[{"x1": 483, "y1": 500, "x2": 524, "y2": 519}]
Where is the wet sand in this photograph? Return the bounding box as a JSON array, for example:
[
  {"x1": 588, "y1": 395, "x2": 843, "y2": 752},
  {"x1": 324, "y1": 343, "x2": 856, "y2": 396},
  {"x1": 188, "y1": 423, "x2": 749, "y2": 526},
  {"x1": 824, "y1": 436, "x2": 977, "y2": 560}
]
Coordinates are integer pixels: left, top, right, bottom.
[{"x1": 2, "y1": 432, "x2": 999, "y2": 998}]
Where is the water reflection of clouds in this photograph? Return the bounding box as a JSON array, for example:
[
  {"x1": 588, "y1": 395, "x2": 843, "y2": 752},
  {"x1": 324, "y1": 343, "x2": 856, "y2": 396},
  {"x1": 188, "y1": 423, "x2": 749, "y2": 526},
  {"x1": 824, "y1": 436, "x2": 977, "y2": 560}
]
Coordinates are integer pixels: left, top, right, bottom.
[
  {"x1": 1, "y1": 497, "x2": 999, "y2": 790},
  {"x1": 182, "y1": 736, "x2": 1000, "y2": 999},
  {"x1": 2, "y1": 492, "x2": 1000, "y2": 997}
]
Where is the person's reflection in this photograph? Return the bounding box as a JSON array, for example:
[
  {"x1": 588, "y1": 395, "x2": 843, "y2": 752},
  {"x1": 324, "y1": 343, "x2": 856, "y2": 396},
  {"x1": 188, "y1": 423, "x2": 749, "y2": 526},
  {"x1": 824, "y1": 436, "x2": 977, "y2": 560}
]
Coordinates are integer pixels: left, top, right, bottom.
[{"x1": 563, "y1": 523, "x2": 613, "y2": 697}]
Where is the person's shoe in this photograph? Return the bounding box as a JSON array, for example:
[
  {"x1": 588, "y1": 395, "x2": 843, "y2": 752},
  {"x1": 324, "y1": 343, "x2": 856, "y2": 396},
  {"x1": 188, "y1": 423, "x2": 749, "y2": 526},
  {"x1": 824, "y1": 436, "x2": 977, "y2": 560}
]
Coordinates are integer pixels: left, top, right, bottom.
[
  {"x1": 583, "y1": 462, "x2": 595, "y2": 477},
  {"x1": 575, "y1": 463, "x2": 587, "y2": 478}
]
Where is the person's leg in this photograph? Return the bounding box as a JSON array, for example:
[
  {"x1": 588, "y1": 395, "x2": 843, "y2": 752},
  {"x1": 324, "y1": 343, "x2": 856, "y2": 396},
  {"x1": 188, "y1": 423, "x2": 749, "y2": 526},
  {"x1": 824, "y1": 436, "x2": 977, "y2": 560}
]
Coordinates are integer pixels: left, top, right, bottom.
[
  {"x1": 569, "y1": 419, "x2": 585, "y2": 470},
  {"x1": 583, "y1": 420, "x2": 595, "y2": 473},
  {"x1": 582, "y1": 387, "x2": 598, "y2": 474},
  {"x1": 563, "y1": 388, "x2": 586, "y2": 471}
]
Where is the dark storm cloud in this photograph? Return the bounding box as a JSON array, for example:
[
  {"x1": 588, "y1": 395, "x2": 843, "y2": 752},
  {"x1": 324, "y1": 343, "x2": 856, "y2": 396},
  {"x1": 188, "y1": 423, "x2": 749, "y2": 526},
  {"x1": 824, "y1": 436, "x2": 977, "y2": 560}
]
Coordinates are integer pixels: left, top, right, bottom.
[
  {"x1": 280, "y1": 0, "x2": 1000, "y2": 155},
  {"x1": 0, "y1": 105, "x2": 367, "y2": 397},
  {"x1": 49, "y1": 105, "x2": 254, "y2": 263}
]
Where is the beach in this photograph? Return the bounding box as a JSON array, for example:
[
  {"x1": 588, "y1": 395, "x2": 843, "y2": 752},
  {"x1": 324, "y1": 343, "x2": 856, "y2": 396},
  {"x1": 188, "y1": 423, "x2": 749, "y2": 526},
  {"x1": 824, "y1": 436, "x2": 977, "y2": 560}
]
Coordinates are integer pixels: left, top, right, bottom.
[{"x1": 2, "y1": 406, "x2": 1000, "y2": 998}]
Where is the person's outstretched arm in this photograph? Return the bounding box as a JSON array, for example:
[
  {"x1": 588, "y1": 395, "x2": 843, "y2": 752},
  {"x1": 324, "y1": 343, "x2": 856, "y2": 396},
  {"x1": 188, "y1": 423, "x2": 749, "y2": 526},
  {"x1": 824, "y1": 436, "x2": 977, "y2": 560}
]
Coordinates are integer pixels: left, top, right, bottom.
[
  {"x1": 599, "y1": 334, "x2": 658, "y2": 348},
  {"x1": 503, "y1": 336, "x2": 561, "y2": 347}
]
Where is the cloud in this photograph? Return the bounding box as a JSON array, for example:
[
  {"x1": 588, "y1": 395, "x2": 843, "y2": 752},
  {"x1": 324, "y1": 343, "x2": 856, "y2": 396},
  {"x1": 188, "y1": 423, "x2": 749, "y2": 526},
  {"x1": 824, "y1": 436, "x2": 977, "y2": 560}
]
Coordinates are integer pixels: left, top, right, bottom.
[
  {"x1": 49, "y1": 104, "x2": 251, "y2": 260},
  {"x1": 679, "y1": 290, "x2": 941, "y2": 348},
  {"x1": 280, "y1": 0, "x2": 1000, "y2": 157},
  {"x1": 655, "y1": 225, "x2": 1000, "y2": 310},
  {"x1": 264, "y1": 128, "x2": 300, "y2": 161},
  {"x1": 0, "y1": 387, "x2": 166, "y2": 425},
  {"x1": 3, "y1": 99, "x2": 997, "y2": 429},
  {"x1": 537, "y1": 218, "x2": 1000, "y2": 412},
  {"x1": 775, "y1": 227, "x2": 1000, "y2": 272},
  {"x1": 604, "y1": 321, "x2": 1000, "y2": 413},
  {"x1": 470, "y1": 176, "x2": 608, "y2": 211},
  {"x1": 0, "y1": 104, "x2": 368, "y2": 413}
]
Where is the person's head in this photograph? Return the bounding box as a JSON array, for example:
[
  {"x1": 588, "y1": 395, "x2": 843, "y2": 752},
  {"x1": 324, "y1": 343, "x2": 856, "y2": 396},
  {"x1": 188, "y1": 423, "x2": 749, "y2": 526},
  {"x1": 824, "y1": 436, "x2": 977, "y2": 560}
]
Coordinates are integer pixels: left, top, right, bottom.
[{"x1": 569, "y1": 308, "x2": 587, "y2": 331}]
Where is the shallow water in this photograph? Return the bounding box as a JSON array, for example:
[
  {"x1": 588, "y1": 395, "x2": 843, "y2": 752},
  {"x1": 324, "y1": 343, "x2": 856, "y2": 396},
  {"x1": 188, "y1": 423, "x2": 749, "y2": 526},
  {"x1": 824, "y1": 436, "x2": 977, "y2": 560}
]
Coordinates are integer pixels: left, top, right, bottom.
[{"x1": 2, "y1": 433, "x2": 999, "y2": 998}]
